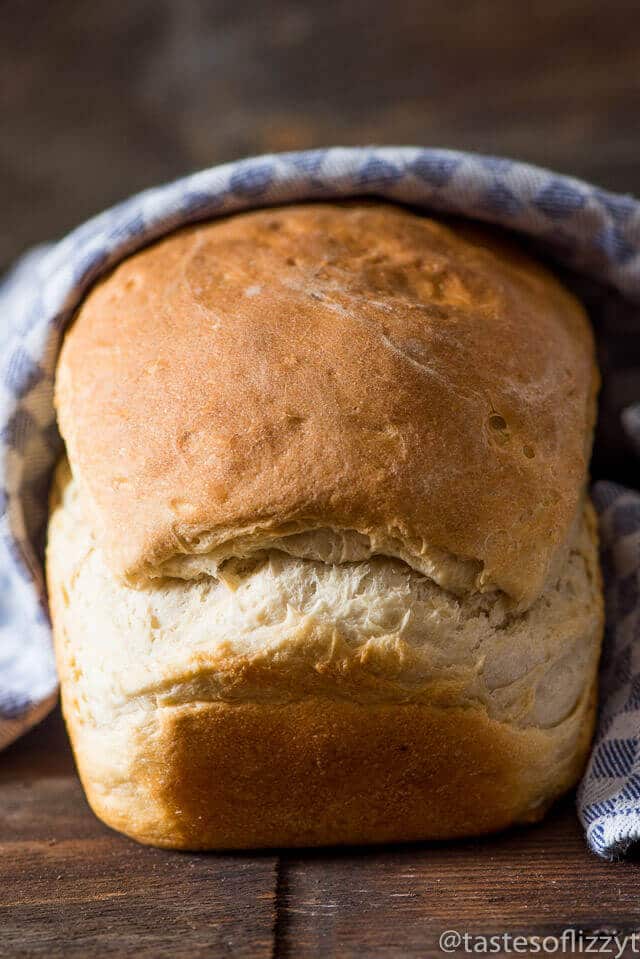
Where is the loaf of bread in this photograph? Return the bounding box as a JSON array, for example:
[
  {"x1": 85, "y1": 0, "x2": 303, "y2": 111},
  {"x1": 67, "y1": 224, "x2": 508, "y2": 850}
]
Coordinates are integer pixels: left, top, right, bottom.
[{"x1": 47, "y1": 203, "x2": 603, "y2": 848}]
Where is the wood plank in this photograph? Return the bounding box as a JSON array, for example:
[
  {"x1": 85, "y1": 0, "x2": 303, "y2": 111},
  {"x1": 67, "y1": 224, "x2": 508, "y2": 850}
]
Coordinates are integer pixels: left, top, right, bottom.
[
  {"x1": 276, "y1": 803, "x2": 640, "y2": 957},
  {"x1": 0, "y1": 710, "x2": 278, "y2": 958},
  {"x1": 5, "y1": 709, "x2": 640, "y2": 957}
]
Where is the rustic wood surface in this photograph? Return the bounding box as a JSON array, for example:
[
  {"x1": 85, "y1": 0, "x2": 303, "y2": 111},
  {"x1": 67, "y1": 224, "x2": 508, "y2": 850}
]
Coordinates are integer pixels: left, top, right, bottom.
[
  {"x1": 2, "y1": 709, "x2": 640, "y2": 957},
  {"x1": 3, "y1": 0, "x2": 640, "y2": 955}
]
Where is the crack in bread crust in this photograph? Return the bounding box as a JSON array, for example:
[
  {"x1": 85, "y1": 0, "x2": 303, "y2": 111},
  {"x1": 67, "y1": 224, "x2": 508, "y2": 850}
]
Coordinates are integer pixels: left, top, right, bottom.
[{"x1": 47, "y1": 458, "x2": 603, "y2": 847}]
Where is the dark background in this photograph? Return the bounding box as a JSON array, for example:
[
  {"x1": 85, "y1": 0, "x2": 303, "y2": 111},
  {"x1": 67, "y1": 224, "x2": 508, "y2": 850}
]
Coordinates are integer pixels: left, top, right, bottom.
[
  {"x1": 3, "y1": 2, "x2": 640, "y2": 955},
  {"x1": 2, "y1": 0, "x2": 640, "y2": 273}
]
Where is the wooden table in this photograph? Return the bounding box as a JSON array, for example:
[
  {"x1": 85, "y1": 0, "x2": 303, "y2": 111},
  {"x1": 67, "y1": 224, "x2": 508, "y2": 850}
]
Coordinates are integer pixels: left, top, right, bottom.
[
  {"x1": 2, "y1": 708, "x2": 639, "y2": 957},
  {"x1": 3, "y1": 0, "x2": 640, "y2": 954}
]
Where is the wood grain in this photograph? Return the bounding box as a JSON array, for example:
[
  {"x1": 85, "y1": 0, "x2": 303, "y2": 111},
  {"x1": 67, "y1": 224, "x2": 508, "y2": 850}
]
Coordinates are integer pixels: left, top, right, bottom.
[
  {"x1": 2, "y1": 708, "x2": 640, "y2": 957},
  {"x1": 0, "y1": 710, "x2": 278, "y2": 958},
  {"x1": 277, "y1": 812, "x2": 640, "y2": 957}
]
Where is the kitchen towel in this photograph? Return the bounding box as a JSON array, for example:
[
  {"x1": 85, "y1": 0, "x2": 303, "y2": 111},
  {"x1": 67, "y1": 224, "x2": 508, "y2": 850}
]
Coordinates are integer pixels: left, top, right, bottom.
[{"x1": 1, "y1": 147, "x2": 639, "y2": 859}]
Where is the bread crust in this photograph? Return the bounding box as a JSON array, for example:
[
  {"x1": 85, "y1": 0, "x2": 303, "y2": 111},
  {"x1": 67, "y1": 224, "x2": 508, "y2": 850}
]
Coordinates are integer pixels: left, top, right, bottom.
[
  {"x1": 49, "y1": 203, "x2": 603, "y2": 849},
  {"x1": 47, "y1": 461, "x2": 603, "y2": 849},
  {"x1": 59, "y1": 686, "x2": 598, "y2": 850},
  {"x1": 55, "y1": 203, "x2": 598, "y2": 605}
]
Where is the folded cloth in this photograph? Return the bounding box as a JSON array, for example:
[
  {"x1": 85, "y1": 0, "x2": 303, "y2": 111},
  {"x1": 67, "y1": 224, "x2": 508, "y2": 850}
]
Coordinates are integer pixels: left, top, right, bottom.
[{"x1": 1, "y1": 147, "x2": 638, "y2": 858}]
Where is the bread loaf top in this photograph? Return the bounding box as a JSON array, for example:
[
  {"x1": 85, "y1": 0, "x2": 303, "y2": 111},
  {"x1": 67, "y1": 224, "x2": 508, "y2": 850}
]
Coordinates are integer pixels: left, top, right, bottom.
[{"x1": 55, "y1": 202, "x2": 597, "y2": 606}]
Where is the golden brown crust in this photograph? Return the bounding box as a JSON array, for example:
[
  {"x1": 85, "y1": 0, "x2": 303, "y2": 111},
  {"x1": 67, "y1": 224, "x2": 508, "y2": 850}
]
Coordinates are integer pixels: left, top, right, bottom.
[
  {"x1": 50, "y1": 201, "x2": 603, "y2": 850},
  {"x1": 47, "y1": 460, "x2": 604, "y2": 850},
  {"x1": 61, "y1": 685, "x2": 598, "y2": 850},
  {"x1": 55, "y1": 203, "x2": 598, "y2": 605}
]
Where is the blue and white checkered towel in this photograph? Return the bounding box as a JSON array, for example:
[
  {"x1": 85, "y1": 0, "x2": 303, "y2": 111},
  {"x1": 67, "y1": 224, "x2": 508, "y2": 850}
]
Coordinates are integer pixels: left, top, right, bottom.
[{"x1": 1, "y1": 147, "x2": 639, "y2": 859}]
